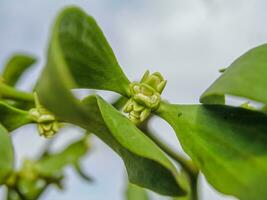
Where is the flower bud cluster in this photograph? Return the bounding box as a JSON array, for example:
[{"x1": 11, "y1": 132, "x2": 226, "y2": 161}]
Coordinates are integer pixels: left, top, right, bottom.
[
  {"x1": 123, "y1": 71, "x2": 166, "y2": 124},
  {"x1": 29, "y1": 93, "x2": 59, "y2": 138}
]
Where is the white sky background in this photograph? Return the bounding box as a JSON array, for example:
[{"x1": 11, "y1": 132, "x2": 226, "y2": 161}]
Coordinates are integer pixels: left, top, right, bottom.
[{"x1": 0, "y1": 0, "x2": 267, "y2": 199}]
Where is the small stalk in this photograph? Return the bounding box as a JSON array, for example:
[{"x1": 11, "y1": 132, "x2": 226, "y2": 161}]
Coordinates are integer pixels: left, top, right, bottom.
[
  {"x1": 146, "y1": 129, "x2": 198, "y2": 176},
  {"x1": 190, "y1": 175, "x2": 199, "y2": 200},
  {"x1": 139, "y1": 121, "x2": 198, "y2": 176},
  {"x1": 0, "y1": 82, "x2": 33, "y2": 102},
  {"x1": 139, "y1": 120, "x2": 199, "y2": 200},
  {"x1": 148, "y1": 130, "x2": 199, "y2": 200}
]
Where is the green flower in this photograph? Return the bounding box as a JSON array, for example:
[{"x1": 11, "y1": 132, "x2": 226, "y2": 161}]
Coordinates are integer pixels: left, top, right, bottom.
[
  {"x1": 29, "y1": 93, "x2": 59, "y2": 138},
  {"x1": 123, "y1": 71, "x2": 167, "y2": 124}
]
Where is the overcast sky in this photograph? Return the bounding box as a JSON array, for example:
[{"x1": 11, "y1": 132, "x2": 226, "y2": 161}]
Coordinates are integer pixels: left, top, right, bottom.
[{"x1": 1, "y1": 0, "x2": 267, "y2": 200}]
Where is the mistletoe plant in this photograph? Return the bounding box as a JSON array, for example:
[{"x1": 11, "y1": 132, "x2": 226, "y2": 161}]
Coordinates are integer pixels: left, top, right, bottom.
[{"x1": 1, "y1": 6, "x2": 267, "y2": 200}]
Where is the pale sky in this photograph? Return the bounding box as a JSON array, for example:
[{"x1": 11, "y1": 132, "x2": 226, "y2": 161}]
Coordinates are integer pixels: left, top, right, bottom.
[{"x1": 1, "y1": 0, "x2": 267, "y2": 199}]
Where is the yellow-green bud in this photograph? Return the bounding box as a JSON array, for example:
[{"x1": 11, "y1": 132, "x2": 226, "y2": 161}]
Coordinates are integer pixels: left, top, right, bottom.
[
  {"x1": 29, "y1": 93, "x2": 59, "y2": 138},
  {"x1": 123, "y1": 71, "x2": 166, "y2": 124}
]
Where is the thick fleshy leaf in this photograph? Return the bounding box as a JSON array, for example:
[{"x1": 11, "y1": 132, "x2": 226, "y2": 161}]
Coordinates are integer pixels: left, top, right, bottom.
[
  {"x1": 201, "y1": 44, "x2": 267, "y2": 104},
  {"x1": 2, "y1": 54, "x2": 36, "y2": 86},
  {"x1": 0, "y1": 124, "x2": 14, "y2": 184},
  {"x1": 0, "y1": 101, "x2": 32, "y2": 131},
  {"x1": 83, "y1": 95, "x2": 186, "y2": 196},
  {"x1": 156, "y1": 102, "x2": 267, "y2": 200},
  {"x1": 126, "y1": 183, "x2": 150, "y2": 200},
  {"x1": 36, "y1": 136, "x2": 89, "y2": 177},
  {"x1": 36, "y1": 6, "x2": 130, "y2": 96}
]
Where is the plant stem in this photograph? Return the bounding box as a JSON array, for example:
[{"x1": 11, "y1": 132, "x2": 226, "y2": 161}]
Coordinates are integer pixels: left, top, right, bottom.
[
  {"x1": 140, "y1": 122, "x2": 198, "y2": 177},
  {"x1": 13, "y1": 186, "x2": 26, "y2": 200},
  {"x1": 0, "y1": 82, "x2": 33, "y2": 102},
  {"x1": 139, "y1": 121, "x2": 199, "y2": 200},
  {"x1": 34, "y1": 183, "x2": 49, "y2": 200},
  {"x1": 190, "y1": 174, "x2": 199, "y2": 200},
  {"x1": 148, "y1": 130, "x2": 199, "y2": 200}
]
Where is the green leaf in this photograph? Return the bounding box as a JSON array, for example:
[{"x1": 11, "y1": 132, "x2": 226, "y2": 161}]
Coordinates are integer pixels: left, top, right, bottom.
[
  {"x1": 2, "y1": 54, "x2": 36, "y2": 86},
  {"x1": 201, "y1": 44, "x2": 267, "y2": 104},
  {"x1": 0, "y1": 124, "x2": 14, "y2": 185},
  {"x1": 157, "y1": 102, "x2": 267, "y2": 200},
  {"x1": 82, "y1": 95, "x2": 186, "y2": 196},
  {"x1": 126, "y1": 183, "x2": 150, "y2": 200},
  {"x1": 36, "y1": 136, "x2": 90, "y2": 177},
  {"x1": 0, "y1": 101, "x2": 32, "y2": 131},
  {"x1": 37, "y1": 6, "x2": 130, "y2": 96}
]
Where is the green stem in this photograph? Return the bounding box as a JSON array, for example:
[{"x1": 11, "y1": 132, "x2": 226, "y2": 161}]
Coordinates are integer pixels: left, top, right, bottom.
[
  {"x1": 0, "y1": 82, "x2": 33, "y2": 102},
  {"x1": 13, "y1": 186, "x2": 26, "y2": 200},
  {"x1": 139, "y1": 121, "x2": 198, "y2": 176},
  {"x1": 74, "y1": 163, "x2": 93, "y2": 182},
  {"x1": 33, "y1": 92, "x2": 41, "y2": 107},
  {"x1": 34, "y1": 184, "x2": 49, "y2": 200},
  {"x1": 38, "y1": 138, "x2": 55, "y2": 159},
  {"x1": 139, "y1": 121, "x2": 199, "y2": 200},
  {"x1": 190, "y1": 174, "x2": 199, "y2": 200},
  {"x1": 112, "y1": 96, "x2": 128, "y2": 110},
  {"x1": 148, "y1": 131, "x2": 199, "y2": 200},
  {"x1": 146, "y1": 129, "x2": 198, "y2": 176}
]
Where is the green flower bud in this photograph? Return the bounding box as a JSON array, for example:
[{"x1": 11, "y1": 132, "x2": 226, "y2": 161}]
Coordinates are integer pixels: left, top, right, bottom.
[
  {"x1": 123, "y1": 71, "x2": 166, "y2": 124},
  {"x1": 140, "y1": 70, "x2": 167, "y2": 93},
  {"x1": 29, "y1": 93, "x2": 59, "y2": 138}
]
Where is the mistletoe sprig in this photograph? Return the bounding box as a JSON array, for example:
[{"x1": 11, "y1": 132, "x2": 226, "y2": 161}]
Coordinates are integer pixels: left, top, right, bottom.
[{"x1": 1, "y1": 6, "x2": 267, "y2": 200}]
